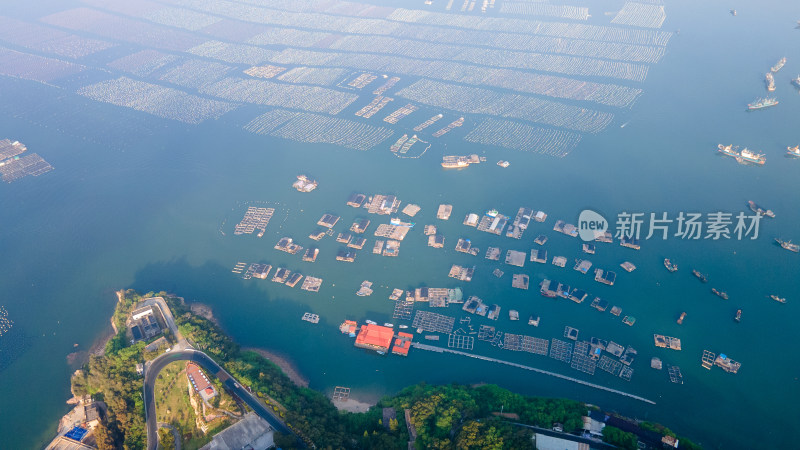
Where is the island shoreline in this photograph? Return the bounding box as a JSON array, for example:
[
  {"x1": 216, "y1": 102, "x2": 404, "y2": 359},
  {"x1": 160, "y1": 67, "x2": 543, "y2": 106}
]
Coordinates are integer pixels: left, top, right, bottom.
[{"x1": 243, "y1": 347, "x2": 310, "y2": 388}]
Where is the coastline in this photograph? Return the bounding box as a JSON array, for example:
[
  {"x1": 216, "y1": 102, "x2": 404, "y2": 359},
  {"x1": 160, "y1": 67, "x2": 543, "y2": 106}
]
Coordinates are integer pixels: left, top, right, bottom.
[
  {"x1": 332, "y1": 398, "x2": 373, "y2": 413},
  {"x1": 189, "y1": 302, "x2": 221, "y2": 327},
  {"x1": 244, "y1": 347, "x2": 310, "y2": 388}
]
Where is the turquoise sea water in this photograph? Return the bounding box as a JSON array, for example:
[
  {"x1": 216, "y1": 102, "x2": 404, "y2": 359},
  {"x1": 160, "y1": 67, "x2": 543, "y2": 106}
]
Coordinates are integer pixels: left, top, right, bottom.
[{"x1": 1, "y1": 1, "x2": 800, "y2": 448}]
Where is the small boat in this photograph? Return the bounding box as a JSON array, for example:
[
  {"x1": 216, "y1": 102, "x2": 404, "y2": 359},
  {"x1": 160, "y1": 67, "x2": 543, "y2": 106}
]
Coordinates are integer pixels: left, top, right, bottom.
[
  {"x1": 775, "y1": 238, "x2": 800, "y2": 253},
  {"x1": 677, "y1": 312, "x2": 687, "y2": 325},
  {"x1": 664, "y1": 258, "x2": 678, "y2": 272},
  {"x1": 376, "y1": 351, "x2": 386, "y2": 355},
  {"x1": 365, "y1": 319, "x2": 377, "y2": 325},
  {"x1": 730, "y1": 9, "x2": 737, "y2": 16},
  {"x1": 787, "y1": 145, "x2": 800, "y2": 157},
  {"x1": 712, "y1": 288, "x2": 729, "y2": 300},
  {"x1": 748, "y1": 201, "x2": 775, "y2": 218},
  {"x1": 734, "y1": 309, "x2": 742, "y2": 322},
  {"x1": 398, "y1": 325, "x2": 409, "y2": 329},
  {"x1": 692, "y1": 269, "x2": 708, "y2": 283},
  {"x1": 770, "y1": 295, "x2": 787, "y2": 304},
  {"x1": 383, "y1": 323, "x2": 394, "y2": 328}
]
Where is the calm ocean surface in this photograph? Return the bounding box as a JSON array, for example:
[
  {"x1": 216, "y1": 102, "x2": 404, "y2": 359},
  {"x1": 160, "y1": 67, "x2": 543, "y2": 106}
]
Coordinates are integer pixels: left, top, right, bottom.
[{"x1": 1, "y1": 1, "x2": 799, "y2": 448}]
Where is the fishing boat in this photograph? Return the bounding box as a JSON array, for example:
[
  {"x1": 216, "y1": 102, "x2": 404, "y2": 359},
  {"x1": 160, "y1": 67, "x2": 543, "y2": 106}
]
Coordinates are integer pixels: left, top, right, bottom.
[
  {"x1": 770, "y1": 294, "x2": 787, "y2": 304},
  {"x1": 775, "y1": 238, "x2": 800, "y2": 253},
  {"x1": 734, "y1": 309, "x2": 742, "y2": 322},
  {"x1": 771, "y1": 57, "x2": 787, "y2": 73},
  {"x1": 664, "y1": 258, "x2": 678, "y2": 272},
  {"x1": 717, "y1": 144, "x2": 739, "y2": 158},
  {"x1": 747, "y1": 97, "x2": 778, "y2": 110},
  {"x1": 738, "y1": 148, "x2": 766, "y2": 165},
  {"x1": 787, "y1": 145, "x2": 800, "y2": 157},
  {"x1": 766, "y1": 72, "x2": 776, "y2": 91},
  {"x1": 748, "y1": 201, "x2": 775, "y2": 218},
  {"x1": 692, "y1": 269, "x2": 708, "y2": 283},
  {"x1": 712, "y1": 288, "x2": 729, "y2": 300}
]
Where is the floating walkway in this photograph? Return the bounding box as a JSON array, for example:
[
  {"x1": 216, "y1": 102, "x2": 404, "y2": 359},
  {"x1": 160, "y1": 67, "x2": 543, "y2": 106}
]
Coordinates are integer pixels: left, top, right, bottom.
[{"x1": 411, "y1": 343, "x2": 655, "y2": 405}]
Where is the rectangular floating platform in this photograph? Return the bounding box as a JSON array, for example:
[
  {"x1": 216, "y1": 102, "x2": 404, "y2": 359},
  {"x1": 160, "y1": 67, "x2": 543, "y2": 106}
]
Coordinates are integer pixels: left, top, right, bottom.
[
  {"x1": 234, "y1": 207, "x2": 274, "y2": 235},
  {"x1": 511, "y1": 274, "x2": 529, "y2": 289},
  {"x1": 317, "y1": 214, "x2": 340, "y2": 228},
  {"x1": 447, "y1": 334, "x2": 474, "y2": 350},
  {"x1": 301, "y1": 313, "x2": 319, "y2": 324},
  {"x1": 549, "y1": 339, "x2": 573, "y2": 363},
  {"x1": 437, "y1": 204, "x2": 452, "y2": 220},
  {"x1": 392, "y1": 300, "x2": 415, "y2": 320},
  {"x1": 654, "y1": 334, "x2": 682, "y2": 350},
  {"x1": 300, "y1": 276, "x2": 322, "y2": 292},
  {"x1": 668, "y1": 365, "x2": 684, "y2": 384},
  {"x1": 701, "y1": 350, "x2": 716, "y2": 370},
  {"x1": 412, "y1": 311, "x2": 455, "y2": 333},
  {"x1": 505, "y1": 250, "x2": 526, "y2": 267}
]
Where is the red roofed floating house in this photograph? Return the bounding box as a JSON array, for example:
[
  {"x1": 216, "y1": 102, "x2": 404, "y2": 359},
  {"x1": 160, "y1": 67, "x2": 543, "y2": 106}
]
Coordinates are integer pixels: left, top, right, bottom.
[
  {"x1": 354, "y1": 324, "x2": 394, "y2": 353},
  {"x1": 392, "y1": 332, "x2": 413, "y2": 356},
  {"x1": 339, "y1": 320, "x2": 358, "y2": 337}
]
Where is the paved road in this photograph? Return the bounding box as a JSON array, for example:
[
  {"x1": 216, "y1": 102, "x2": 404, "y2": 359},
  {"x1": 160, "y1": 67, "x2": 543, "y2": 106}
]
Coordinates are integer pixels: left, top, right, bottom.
[{"x1": 144, "y1": 349, "x2": 293, "y2": 450}]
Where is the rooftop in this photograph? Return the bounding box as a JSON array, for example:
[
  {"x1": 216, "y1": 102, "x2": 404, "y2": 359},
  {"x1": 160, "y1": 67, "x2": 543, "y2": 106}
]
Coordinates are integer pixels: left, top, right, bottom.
[
  {"x1": 355, "y1": 324, "x2": 394, "y2": 351},
  {"x1": 200, "y1": 412, "x2": 274, "y2": 450}
]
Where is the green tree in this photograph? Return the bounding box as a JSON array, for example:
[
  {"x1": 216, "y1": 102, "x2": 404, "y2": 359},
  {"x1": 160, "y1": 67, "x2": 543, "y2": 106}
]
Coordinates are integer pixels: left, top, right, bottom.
[
  {"x1": 94, "y1": 423, "x2": 116, "y2": 450},
  {"x1": 158, "y1": 428, "x2": 176, "y2": 450},
  {"x1": 602, "y1": 426, "x2": 637, "y2": 450}
]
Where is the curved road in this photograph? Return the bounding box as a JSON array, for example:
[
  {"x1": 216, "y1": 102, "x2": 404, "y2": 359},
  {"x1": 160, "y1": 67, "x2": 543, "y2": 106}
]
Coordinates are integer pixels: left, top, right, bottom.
[{"x1": 144, "y1": 349, "x2": 293, "y2": 450}]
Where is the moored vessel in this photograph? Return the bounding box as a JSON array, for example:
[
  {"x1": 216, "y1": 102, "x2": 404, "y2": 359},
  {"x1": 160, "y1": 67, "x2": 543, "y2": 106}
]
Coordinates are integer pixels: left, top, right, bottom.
[
  {"x1": 717, "y1": 144, "x2": 739, "y2": 158},
  {"x1": 771, "y1": 57, "x2": 787, "y2": 73},
  {"x1": 748, "y1": 201, "x2": 775, "y2": 218},
  {"x1": 770, "y1": 294, "x2": 787, "y2": 304},
  {"x1": 712, "y1": 288, "x2": 729, "y2": 300},
  {"x1": 692, "y1": 269, "x2": 708, "y2": 283},
  {"x1": 766, "y1": 72, "x2": 776, "y2": 91},
  {"x1": 775, "y1": 238, "x2": 799, "y2": 252},
  {"x1": 738, "y1": 148, "x2": 766, "y2": 165},
  {"x1": 747, "y1": 97, "x2": 778, "y2": 110}
]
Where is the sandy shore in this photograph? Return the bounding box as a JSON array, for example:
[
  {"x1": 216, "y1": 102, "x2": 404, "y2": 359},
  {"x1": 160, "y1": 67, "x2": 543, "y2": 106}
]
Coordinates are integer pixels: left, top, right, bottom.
[
  {"x1": 333, "y1": 398, "x2": 374, "y2": 413},
  {"x1": 245, "y1": 347, "x2": 309, "y2": 388},
  {"x1": 190, "y1": 302, "x2": 220, "y2": 326}
]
